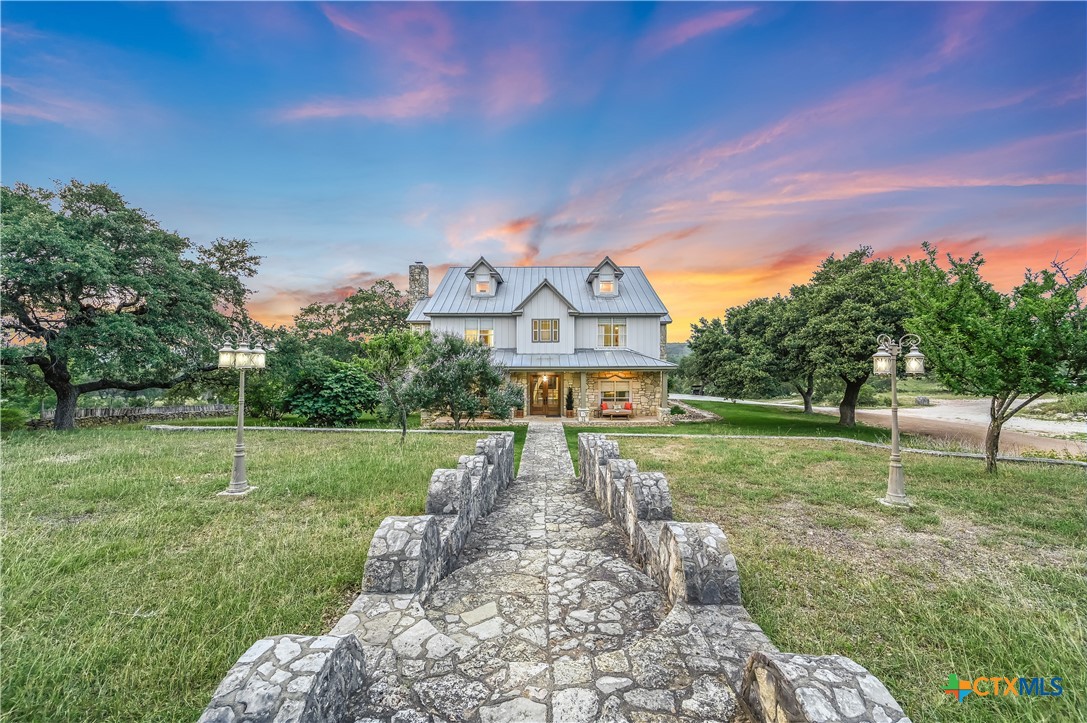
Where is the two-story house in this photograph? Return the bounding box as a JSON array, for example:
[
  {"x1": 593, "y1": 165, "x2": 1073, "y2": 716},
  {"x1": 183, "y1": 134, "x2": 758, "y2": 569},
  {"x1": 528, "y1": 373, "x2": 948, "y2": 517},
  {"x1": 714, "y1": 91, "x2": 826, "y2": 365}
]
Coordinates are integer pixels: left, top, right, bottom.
[{"x1": 406, "y1": 257, "x2": 677, "y2": 420}]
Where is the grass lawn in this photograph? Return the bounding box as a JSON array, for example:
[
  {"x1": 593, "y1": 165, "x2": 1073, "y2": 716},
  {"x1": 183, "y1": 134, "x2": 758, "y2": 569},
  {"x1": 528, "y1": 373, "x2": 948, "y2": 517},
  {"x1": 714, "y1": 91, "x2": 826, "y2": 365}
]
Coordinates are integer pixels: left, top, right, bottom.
[
  {"x1": 1, "y1": 426, "x2": 519, "y2": 723},
  {"x1": 564, "y1": 399, "x2": 932, "y2": 447},
  {"x1": 576, "y1": 434, "x2": 1086, "y2": 722}
]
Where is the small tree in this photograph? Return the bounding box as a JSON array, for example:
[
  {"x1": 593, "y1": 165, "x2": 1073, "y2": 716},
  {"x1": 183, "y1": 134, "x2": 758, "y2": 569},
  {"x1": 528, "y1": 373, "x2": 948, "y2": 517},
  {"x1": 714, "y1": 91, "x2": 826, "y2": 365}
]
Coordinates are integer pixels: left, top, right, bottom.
[
  {"x1": 565, "y1": 386, "x2": 574, "y2": 414},
  {"x1": 362, "y1": 329, "x2": 425, "y2": 442},
  {"x1": 904, "y1": 245, "x2": 1087, "y2": 472},
  {"x1": 408, "y1": 333, "x2": 523, "y2": 429}
]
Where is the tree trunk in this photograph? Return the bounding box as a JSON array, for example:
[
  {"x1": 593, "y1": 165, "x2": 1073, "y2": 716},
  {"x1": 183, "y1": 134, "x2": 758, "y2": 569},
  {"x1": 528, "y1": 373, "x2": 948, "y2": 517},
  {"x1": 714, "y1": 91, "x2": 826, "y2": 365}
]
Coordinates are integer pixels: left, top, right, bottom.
[
  {"x1": 50, "y1": 379, "x2": 80, "y2": 431},
  {"x1": 795, "y1": 372, "x2": 815, "y2": 414},
  {"x1": 838, "y1": 378, "x2": 864, "y2": 427},
  {"x1": 984, "y1": 418, "x2": 1003, "y2": 474},
  {"x1": 399, "y1": 407, "x2": 408, "y2": 444}
]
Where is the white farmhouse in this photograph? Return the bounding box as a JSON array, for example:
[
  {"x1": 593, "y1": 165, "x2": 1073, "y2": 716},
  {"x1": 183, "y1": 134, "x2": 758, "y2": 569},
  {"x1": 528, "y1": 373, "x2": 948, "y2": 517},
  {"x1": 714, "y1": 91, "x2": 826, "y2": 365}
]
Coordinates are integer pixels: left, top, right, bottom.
[{"x1": 406, "y1": 257, "x2": 677, "y2": 420}]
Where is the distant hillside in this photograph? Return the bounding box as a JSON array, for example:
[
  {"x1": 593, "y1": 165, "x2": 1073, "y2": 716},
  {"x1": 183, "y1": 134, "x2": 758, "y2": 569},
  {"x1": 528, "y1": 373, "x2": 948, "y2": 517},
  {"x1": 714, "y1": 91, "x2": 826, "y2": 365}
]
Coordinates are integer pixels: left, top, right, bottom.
[{"x1": 665, "y1": 342, "x2": 690, "y2": 362}]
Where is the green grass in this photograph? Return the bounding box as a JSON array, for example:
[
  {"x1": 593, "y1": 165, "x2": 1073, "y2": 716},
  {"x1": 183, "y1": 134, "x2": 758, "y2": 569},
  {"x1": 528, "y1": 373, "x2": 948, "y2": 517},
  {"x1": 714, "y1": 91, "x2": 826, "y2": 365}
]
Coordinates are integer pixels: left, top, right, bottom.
[
  {"x1": 1, "y1": 426, "x2": 518, "y2": 723},
  {"x1": 1023, "y1": 393, "x2": 1087, "y2": 418},
  {"x1": 564, "y1": 399, "x2": 932, "y2": 447},
  {"x1": 572, "y1": 434, "x2": 1086, "y2": 722}
]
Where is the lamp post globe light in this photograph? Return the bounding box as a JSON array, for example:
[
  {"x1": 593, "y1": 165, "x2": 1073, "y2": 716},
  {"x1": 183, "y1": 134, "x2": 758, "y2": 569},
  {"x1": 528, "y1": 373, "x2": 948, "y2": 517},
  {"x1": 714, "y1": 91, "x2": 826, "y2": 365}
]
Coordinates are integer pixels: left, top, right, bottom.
[
  {"x1": 872, "y1": 333, "x2": 925, "y2": 508},
  {"x1": 217, "y1": 331, "x2": 267, "y2": 497}
]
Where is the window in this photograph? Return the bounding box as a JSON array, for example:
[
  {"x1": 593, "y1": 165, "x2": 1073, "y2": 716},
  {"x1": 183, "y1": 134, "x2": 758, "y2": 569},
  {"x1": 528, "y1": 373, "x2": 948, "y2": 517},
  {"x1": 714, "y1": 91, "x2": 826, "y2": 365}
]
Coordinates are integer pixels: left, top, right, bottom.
[
  {"x1": 600, "y1": 380, "x2": 630, "y2": 405},
  {"x1": 475, "y1": 279, "x2": 491, "y2": 294},
  {"x1": 598, "y1": 279, "x2": 615, "y2": 294},
  {"x1": 532, "y1": 318, "x2": 560, "y2": 343},
  {"x1": 465, "y1": 318, "x2": 494, "y2": 347},
  {"x1": 597, "y1": 318, "x2": 627, "y2": 347}
]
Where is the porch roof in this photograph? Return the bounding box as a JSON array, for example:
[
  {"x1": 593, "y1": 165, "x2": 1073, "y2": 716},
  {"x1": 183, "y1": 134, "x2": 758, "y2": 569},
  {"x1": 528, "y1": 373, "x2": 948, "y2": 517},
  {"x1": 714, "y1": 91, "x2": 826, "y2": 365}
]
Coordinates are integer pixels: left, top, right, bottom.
[{"x1": 491, "y1": 348, "x2": 677, "y2": 371}]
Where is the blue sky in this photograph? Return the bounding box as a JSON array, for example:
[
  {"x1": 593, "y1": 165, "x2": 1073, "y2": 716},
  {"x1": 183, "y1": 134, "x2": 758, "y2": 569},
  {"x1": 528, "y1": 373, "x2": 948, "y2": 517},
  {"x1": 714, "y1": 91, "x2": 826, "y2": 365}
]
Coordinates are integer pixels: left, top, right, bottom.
[{"x1": 2, "y1": 2, "x2": 1085, "y2": 336}]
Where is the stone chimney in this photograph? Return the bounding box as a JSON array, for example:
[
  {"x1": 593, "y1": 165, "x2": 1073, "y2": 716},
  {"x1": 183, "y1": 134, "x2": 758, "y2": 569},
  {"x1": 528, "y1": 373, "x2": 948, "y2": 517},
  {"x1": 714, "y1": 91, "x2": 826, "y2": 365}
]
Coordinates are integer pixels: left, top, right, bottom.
[{"x1": 408, "y1": 261, "x2": 429, "y2": 305}]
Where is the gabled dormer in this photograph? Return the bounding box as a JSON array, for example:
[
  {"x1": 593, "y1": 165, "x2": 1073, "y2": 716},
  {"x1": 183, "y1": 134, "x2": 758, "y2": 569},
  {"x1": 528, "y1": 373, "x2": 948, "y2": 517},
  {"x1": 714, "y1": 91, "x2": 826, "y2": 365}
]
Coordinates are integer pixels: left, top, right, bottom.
[
  {"x1": 587, "y1": 256, "x2": 624, "y2": 297},
  {"x1": 466, "y1": 256, "x2": 503, "y2": 298}
]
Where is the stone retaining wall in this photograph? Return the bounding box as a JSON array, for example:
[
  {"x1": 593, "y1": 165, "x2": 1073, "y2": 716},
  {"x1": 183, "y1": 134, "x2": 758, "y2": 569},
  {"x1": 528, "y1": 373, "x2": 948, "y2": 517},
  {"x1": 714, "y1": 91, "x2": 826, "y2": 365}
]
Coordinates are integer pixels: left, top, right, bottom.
[
  {"x1": 577, "y1": 433, "x2": 912, "y2": 723},
  {"x1": 30, "y1": 404, "x2": 234, "y2": 429},
  {"x1": 197, "y1": 432, "x2": 515, "y2": 723}
]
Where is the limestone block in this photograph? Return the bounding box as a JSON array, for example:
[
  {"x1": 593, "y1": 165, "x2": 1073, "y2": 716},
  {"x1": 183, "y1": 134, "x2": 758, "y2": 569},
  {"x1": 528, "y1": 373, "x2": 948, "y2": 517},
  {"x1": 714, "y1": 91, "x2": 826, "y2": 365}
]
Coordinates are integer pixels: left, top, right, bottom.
[
  {"x1": 197, "y1": 634, "x2": 365, "y2": 723},
  {"x1": 740, "y1": 651, "x2": 912, "y2": 723},
  {"x1": 457, "y1": 454, "x2": 491, "y2": 524},
  {"x1": 624, "y1": 472, "x2": 673, "y2": 542},
  {"x1": 657, "y1": 522, "x2": 740, "y2": 606},
  {"x1": 604, "y1": 459, "x2": 638, "y2": 522},
  {"x1": 363, "y1": 516, "x2": 442, "y2": 595},
  {"x1": 425, "y1": 469, "x2": 469, "y2": 515}
]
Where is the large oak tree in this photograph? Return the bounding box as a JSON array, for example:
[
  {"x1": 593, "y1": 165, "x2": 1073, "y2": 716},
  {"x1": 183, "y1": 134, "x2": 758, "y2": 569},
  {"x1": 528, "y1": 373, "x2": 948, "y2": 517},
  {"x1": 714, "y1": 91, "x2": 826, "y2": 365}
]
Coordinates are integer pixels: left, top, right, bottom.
[{"x1": 1, "y1": 181, "x2": 258, "y2": 430}]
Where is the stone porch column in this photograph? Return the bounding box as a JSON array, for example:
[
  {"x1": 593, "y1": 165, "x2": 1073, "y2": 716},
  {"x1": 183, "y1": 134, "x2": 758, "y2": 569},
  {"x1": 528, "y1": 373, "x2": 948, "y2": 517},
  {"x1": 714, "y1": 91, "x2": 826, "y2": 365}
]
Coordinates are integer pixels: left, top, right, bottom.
[{"x1": 577, "y1": 371, "x2": 589, "y2": 423}]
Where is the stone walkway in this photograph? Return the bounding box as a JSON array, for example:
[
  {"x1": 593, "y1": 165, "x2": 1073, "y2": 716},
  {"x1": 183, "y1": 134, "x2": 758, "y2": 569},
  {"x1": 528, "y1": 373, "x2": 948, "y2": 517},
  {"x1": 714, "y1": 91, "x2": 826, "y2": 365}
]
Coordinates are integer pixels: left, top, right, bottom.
[{"x1": 344, "y1": 422, "x2": 767, "y2": 723}]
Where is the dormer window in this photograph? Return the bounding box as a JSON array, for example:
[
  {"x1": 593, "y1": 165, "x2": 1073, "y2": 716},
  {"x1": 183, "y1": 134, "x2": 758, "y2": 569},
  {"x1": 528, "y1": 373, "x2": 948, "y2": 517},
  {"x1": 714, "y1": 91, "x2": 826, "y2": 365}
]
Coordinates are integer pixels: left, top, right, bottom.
[
  {"x1": 466, "y1": 256, "x2": 502, "y2": 298},
  {"x1": 587, "y1": 256, "x2": 624, "y2": 297}
]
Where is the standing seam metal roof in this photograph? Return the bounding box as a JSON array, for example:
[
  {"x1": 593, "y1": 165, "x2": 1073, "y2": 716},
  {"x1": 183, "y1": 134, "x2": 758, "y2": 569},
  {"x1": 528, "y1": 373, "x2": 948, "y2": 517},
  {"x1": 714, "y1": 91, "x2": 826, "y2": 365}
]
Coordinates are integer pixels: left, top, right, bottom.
[
  {"x1": 416, "y1": 266, "x2": 670, "y2": 317},
  {"x1": 491, "y1": 348, "x2": 677, "y2": 370}
]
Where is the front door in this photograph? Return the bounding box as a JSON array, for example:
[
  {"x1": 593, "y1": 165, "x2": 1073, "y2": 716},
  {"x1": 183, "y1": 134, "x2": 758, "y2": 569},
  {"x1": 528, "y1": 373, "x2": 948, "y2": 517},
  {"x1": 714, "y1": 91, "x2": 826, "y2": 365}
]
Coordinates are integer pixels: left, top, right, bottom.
[{"x1": 529, "y1": 373, "x2": 561, "y2": 416}]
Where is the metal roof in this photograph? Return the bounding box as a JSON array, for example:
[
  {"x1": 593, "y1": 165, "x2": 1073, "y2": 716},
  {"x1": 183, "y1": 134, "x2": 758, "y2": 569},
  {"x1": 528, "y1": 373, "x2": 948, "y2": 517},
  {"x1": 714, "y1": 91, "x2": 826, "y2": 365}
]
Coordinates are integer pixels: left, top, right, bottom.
[
  {"x1": 417, "y1": 265, "x2": 670, "y2": 318},
  {"x1": 407, "y1": 298, "x2": 429, "y2": 323},
  {"x1": 491, "y1": 348, "x2": 677, "y2": 371}
]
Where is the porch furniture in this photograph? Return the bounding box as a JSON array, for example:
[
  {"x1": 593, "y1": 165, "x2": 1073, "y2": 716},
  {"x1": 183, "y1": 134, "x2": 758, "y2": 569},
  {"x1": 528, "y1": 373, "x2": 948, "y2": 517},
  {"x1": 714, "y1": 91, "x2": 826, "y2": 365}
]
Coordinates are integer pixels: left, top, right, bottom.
[{"x1": 600, "y1": 401, "x2": 633, "y2": 418}]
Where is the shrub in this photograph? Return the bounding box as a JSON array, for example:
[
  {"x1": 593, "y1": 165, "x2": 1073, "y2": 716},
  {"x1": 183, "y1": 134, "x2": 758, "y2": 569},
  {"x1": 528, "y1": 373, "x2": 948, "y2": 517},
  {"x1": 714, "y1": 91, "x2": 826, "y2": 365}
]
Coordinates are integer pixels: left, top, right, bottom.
[
  {"x1": 1, "y1": 407, "x2": 28, "y2": 433},
  {"x1": 670, "y1": 405, "x2": 685, "y2": 415},
  {"x1": 286, "y1": 361, "x2": 379, "y2": 427}
]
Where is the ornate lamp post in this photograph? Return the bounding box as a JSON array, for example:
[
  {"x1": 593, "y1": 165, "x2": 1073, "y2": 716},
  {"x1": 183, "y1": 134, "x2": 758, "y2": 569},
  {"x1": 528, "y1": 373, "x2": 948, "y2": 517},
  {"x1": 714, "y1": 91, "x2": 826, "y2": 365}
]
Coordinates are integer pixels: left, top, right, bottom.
[
  {"x1": 217, "y1": 331, "x2": 267, "y2": 497},
  {"x1": 872, "y1": 334, "x2": 925, "y2": 508}
]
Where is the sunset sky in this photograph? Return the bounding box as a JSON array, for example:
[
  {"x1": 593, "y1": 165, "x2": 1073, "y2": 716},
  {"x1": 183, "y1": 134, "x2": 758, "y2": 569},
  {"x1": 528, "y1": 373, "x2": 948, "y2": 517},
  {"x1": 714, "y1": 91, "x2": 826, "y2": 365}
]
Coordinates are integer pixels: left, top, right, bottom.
[{"x1": 3, "y1": 2, "x2": 1085, "y2": 339}]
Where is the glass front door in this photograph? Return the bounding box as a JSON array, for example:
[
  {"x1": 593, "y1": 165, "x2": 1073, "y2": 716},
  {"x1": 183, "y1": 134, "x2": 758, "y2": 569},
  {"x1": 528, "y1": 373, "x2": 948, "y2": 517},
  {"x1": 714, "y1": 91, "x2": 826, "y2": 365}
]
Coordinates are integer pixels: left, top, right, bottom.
[{"x1": 529, "y1": 373, "x2": 561, "y2": 416}]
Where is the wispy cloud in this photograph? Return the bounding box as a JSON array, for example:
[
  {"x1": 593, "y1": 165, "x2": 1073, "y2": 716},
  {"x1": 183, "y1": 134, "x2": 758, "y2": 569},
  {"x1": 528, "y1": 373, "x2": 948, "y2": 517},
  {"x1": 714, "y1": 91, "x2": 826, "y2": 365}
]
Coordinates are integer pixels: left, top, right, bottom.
[
  {"x1": 279, "y1": 84, "x2": 455, "y2": 121},
  {"x1": 641, "y1": 7, "x2": 757, "y2": 57}
]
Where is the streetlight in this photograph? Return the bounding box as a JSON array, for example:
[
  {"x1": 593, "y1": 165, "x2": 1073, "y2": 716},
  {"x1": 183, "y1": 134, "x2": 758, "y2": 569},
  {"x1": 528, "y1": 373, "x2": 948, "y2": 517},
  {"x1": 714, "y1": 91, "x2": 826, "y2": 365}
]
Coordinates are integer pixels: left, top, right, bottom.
[
  {"x1": 217, "y1": 331, "x2": 267, "y2": 497},
  {"x1": 872, "y1": 333, "x2": 925, "y2": 508}
]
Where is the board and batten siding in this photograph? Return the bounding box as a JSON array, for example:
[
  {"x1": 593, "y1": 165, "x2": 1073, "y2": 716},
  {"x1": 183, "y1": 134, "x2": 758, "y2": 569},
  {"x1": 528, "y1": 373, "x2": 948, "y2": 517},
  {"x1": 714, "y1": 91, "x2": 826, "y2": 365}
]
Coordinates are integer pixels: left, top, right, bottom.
[
  {"x1": 574, "y1": 316, "x2": 663, "y2": 358},
  {"x1": 430, "y1": 316, "x2": 516, "y2": 347},
  {"x1": 515, "y1": 286, "x2": 576, "y2": 354}
]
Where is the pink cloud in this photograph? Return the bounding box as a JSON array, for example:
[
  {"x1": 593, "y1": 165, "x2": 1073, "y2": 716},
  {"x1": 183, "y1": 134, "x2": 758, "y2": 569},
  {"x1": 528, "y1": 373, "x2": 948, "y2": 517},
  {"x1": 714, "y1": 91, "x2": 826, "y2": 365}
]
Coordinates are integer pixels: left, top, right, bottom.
[
  {"x1": 642, "y1": 8, "x2": 757, "y2": 57},
  {"x1": 480, "y1": 46, "x2": 551, "y2": 117},
  {"x1": 279, "y1": 84, "x2": 455, "y2": 121},
  {"x1": 321, "y1": 2, "x2": 465, "y2": 78},
  {"x1": 1, "y1": 77, "x2": 115, "y2": 128}
]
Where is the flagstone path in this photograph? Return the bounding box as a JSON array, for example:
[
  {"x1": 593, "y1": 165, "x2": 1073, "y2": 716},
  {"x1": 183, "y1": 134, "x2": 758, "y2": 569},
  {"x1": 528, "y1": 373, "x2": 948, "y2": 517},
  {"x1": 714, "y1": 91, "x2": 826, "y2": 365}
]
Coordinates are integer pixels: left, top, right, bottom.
[{"x1": 345, "y1": 422, "x2": 768, "y2": 723}]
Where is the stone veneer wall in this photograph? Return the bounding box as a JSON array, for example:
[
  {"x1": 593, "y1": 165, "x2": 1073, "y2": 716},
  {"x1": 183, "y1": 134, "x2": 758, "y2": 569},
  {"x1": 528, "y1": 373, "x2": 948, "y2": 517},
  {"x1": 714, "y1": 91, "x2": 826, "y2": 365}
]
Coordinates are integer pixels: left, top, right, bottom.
[
  {"x1": 197, "y1": 432, "x2": 515, "y2": 723},
  {"x1": 577, "y1": 433, "x2": 913, "y2": 723},
  {"x1": 572, "y1": 371, "x2": 665, "y2": 418}
]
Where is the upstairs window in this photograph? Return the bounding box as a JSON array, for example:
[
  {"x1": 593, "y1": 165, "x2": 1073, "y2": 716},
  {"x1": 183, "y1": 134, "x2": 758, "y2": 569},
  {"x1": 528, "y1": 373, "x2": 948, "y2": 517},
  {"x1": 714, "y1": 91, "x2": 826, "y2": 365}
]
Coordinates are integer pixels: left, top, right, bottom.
[
  {"x1": 465, "y1": 318, "x2": 494, "y2": 347},
  {"x1": 475, "y1": 279, "x2": 491, "y2": 295},
  {"x1": 598, "y1": 279, "x2": 615, "y2": 294},
  {"x1": 597, "y1": 318, "x2": 627, "y2": 347},
  {"x1": 532, "y1": 318, "x2": 560, "y2": 343}
]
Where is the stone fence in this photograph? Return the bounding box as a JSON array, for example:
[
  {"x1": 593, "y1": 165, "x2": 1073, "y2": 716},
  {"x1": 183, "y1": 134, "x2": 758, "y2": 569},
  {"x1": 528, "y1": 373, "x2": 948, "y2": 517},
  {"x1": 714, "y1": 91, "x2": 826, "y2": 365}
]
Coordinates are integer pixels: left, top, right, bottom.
[
  {"x1": 30, "y1": 404, "x2": 233, "y2": 429},
  {"x1": 197, "y1": 432, "x2": 515, "y2": 723},
  {"x1": 578, "y1": 433, "x2": 913, "y2": 723}
]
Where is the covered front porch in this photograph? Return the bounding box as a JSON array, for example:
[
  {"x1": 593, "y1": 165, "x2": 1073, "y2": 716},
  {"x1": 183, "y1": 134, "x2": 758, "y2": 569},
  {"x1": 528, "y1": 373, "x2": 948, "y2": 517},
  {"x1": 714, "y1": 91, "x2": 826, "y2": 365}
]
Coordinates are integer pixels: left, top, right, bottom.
[{"x1": 509, "y1": 369, "x2": 670, "y2": 422}]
